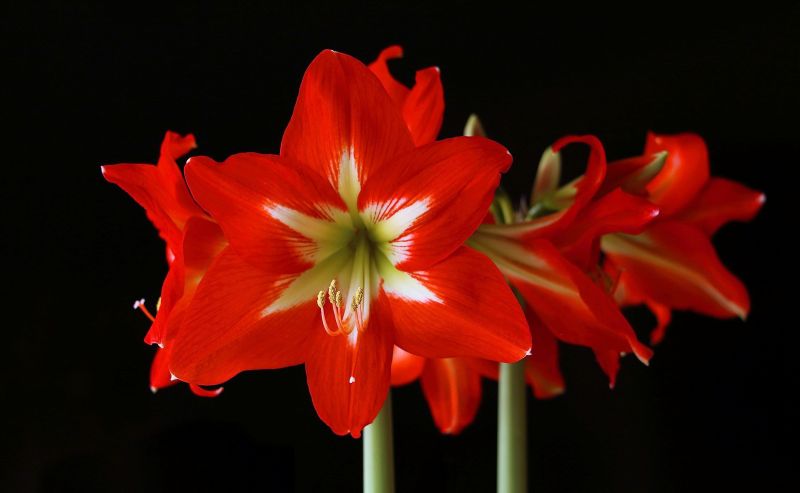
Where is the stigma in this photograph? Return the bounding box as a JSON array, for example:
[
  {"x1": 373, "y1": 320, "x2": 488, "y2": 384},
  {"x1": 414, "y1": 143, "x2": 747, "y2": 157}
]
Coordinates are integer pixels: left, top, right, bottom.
[{"x1": 317, "y1": 280, "x2": 366, "y2": 336}]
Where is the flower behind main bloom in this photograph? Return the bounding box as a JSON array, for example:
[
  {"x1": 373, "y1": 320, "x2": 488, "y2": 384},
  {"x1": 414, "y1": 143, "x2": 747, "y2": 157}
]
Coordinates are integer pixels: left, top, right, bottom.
[{"x1": 166, "y1": 49, "x2": 531, "y2": 437}]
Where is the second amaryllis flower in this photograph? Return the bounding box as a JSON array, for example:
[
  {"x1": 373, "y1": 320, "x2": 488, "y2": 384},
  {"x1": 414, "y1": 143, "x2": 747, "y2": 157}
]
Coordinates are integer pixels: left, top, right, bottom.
[{"x1": 166, "y1": 50, "x2": 531, "y2": 437}]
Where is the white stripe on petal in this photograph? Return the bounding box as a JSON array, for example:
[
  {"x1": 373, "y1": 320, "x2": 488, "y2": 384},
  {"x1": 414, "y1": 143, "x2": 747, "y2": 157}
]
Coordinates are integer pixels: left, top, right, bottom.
[
  {"x1": 365, "y1": 198, "x2": 430, "y2": 243},
  {"x1": 265, "y1": 204, "x2": 352, "y2": 262},
  {"x1": 376, "y1": 252, "x2": 440, "y2": 303}
]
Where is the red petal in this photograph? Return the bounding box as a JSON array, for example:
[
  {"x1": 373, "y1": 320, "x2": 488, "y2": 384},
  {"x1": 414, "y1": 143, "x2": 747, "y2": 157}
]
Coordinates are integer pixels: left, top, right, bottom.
[
  {"x1": 646, "y1": 300, "x2": 672, "y2": 345},
  {"x1": 146, "y1": 217, "x2": 227, "y2": 346},
  {"x1": 524, "y1": 309, "x2": 565, "y2": 399},
  {"x1": 607, "y1": 264, "x2": 674, "y2": 346},
  {"x1": 644, "y1": 132, "x2": 710, "y2": 217},
  {"x1": 305, "y1": 291, "x2": 394, "y2": 437},
  {"x1": 144, "y1": 259, "x2": 184, "y2": 346},
  {"x1": 482, "y1": 237, "x2": 651, "y2": 366},
  {"x1": 389, "y1": 246, "x2": 531, "y2": 362},
  {"x1": 184, "y1": 153, "x2": 347, "y2": 274},
  {"x1": 420, "y1": 358, "x2": 482, "y2": 435},
  {"x1": 167, "y1": 247, "x2": 316, "y2": 385},
  {"x1": 594, "y1": 350, "x2": 621, "y2": 389},
  {"x1": 602, "y1": 221, "x2": 750, "y2": 319},
  {"x1": 102, "y1": 131, "x2": 203, "y2": 252},
  {"x1": 478, "y1": 135, "x2": 606, "y2": 240},
  {"x1": 402, "y1": 67, "x2": 444, "y2": 145},
  {"x1": 367, "y1": 45, "x2": 410, "y2": 107},
  {"x1": 599, "y1": 151, "x2": 667, "y2": 197},
  {"x1": 189, "y1": 384, "x2": 224, "y2": 398},
  {"x1": 149, "y1": 348, "x2": 178, "y2": 393},
  {"x1": 281, "y1": 50, "x2": 414, "y2": 197},
  {"x1": 553, "y1": 189, "x2": 660, "y2": 269},
  {"x1": 359, "y1": 137, "x2": 512, "y2": 271},
  {"x1": 390, "y1": 346, "x2": 425, "y2": 386},
  {"x1": 675, "y1": 177, "x2": 765, "y2": 235}
]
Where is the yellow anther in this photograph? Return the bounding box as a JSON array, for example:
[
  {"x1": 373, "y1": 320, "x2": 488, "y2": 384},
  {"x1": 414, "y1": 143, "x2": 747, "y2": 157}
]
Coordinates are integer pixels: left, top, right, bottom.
[
  {"x1": 328, "y1": 279, "x2": 338, "y2": 304},
  {"x1": 334, "y1": 291, "x2": 343, "y2": 307},
  {"x1": 351, "y1": 287, "x2": 364, "y2": 310},
  {"x1": 316, "y1": 290, "x2": 326, "y2": 308},
  {"x1": 156, "y1": 297, "x2": 162, "y2": 311}
]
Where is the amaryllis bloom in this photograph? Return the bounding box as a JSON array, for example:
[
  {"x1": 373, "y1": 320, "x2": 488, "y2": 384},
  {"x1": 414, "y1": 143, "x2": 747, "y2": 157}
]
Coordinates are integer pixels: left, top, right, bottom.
[
  {"x1": 470, "y1": 132, "x2": 657, "y2": 391},
  {"x1": 166, "y1": 49, "x2": 531, "y2": 437},
  {"x1": 601, "y1": 133, "x2": 765, "y2": 344},
  {"x1": 102, "y1": 132, "x2": 227, "y2": 397},
  {"x1": 388, "y1": 124, "x2": 661, "y2": 434}
]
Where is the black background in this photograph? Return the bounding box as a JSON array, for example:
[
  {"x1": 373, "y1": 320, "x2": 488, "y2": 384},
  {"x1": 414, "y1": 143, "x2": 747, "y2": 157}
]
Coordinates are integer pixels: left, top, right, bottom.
[{"x1": 4, "y1": 2, "x2": 796, "y2": 492}]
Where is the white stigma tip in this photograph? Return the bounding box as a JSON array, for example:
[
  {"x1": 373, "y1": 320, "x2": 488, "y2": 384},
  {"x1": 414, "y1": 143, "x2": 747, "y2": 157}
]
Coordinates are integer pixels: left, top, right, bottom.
[
  {"x1": 349, "y1": 376, "x2": 356, "y2": 384},
  {"x1": 132, "y1": 298, "x2": 145, "y2": 309}
]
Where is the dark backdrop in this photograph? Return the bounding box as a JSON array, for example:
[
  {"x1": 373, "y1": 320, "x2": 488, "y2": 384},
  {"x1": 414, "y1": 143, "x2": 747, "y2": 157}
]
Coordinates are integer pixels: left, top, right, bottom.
[{"x1": 4, "y1": 2, "x2": 796, "y2": 492}]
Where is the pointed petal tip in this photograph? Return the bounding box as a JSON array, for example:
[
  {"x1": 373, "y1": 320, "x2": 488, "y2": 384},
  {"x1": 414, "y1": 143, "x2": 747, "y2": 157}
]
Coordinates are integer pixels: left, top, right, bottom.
[{"x1": 150, "y1": 386, "x2": 158, "y2": 394}]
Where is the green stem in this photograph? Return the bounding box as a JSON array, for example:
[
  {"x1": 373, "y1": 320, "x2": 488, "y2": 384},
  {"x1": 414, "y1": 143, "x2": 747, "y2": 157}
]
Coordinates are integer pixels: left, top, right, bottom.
[
  {"x1": 498, "y1": 360, "x2": 527, "y2": 493},
  {"x1": 363, "y1": 390, "x2": 395, "y2": 493}
]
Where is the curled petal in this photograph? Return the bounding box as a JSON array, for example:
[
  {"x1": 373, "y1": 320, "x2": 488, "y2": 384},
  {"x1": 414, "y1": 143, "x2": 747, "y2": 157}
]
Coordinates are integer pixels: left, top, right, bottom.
[
  {"x1": 644, "y1": 132, "x2": 710, "y2": 217},
  {"x1": 676, "y1": 177, "x2": 765, "y2": 236},
  {"x1": 402, "y1": 66, "x2": 444, "y2": 145},
  {"x1": 646, "y1": 300, "x2": 672, "y2": 346},
  {"x1": 602, "y1": 221, "x2": 750, "y2": 319},
  {"x1": 368, "y1": 45, "x2": 410, "y2": 107},
  {"x1": 600, "y1": 151, "x2": 667, "y2": 197},
  {"x1": 102, "y1": 131, "x2": 203, "y2": 252},
  {"x1": 189, "y1": 384, "x2": 224, "y2": 398},
  {"x1": 420, "y1": 358, "x2": 482, "y2": 435},
  {"x1": 479, "y1": 135, "x2": 607, "y2": 240}
]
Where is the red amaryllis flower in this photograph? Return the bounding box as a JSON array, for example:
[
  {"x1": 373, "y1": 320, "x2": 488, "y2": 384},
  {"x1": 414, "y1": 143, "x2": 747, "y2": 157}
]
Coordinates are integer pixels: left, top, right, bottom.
[
  {"x1": 601, "y1": 132, "x2": 765, "y2": 344},
  {"x1": 166, "y1": 49, "x2": 531, "y2": 437},
  {"x1": 470, "y1": 134, "x2": 656, "y2": 392},
  {"x1": 389, "y1": 128, "x2": 661, "y2": 434},
  {"x1": 102, "y1": 132, "x2": 227, "y2": 397}
]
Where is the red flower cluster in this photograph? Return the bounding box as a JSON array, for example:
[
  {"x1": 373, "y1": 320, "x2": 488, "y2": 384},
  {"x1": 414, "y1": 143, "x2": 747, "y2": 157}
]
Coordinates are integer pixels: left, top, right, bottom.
[{"x1": 103, "y1": 46, "x2": 763, "y2": 437}]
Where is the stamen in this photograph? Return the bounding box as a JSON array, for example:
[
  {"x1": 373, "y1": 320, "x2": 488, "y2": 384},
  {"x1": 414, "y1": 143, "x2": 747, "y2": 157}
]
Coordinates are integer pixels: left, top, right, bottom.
[
  {"x1": 328, "y1": 279, "x2": 338, "y2": 305},
  {"x1": 133, "y1": 298, "x2": 155, "y2": 323},
  {"x1": 351, "y1": 287, "x2": 366, "y2": 333},
  {"x1": 318, "y1": 289, "x2": 339, "y2": 336},
  {"x1": 319, "y1": 281, "x2": 369, "y2": 336}
]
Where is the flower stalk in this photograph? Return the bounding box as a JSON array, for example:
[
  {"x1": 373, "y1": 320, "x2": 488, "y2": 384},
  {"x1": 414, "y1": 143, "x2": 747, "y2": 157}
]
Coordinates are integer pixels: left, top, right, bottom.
[
  {"x1": 363, "y1": 391, "x2": 395, "y2": 493},
  {"x1": 498, "y1": 360, "x2": 527, "y2": 493}
]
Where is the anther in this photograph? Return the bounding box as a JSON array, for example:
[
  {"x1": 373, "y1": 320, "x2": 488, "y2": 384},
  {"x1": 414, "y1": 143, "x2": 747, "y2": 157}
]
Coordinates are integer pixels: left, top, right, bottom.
[
  {"x1": 328, "y1": 279, "x2": 338, "y2": 305},
  {"x1": 133, "y1": 298, "x2": 156, "y2": 323},
  {"x1": 317, "y1": 290, "x2": 326, "y2": 309}
]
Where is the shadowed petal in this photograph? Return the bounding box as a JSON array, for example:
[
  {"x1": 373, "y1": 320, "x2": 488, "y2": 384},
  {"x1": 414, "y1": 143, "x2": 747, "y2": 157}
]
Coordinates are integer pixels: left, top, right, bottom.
[
  {"x1": 602, "y1": 221, "x2": 750, "y2": 319},
  {"x1": 420, "y1": 358, "x2": 482, "y2": 435}
]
